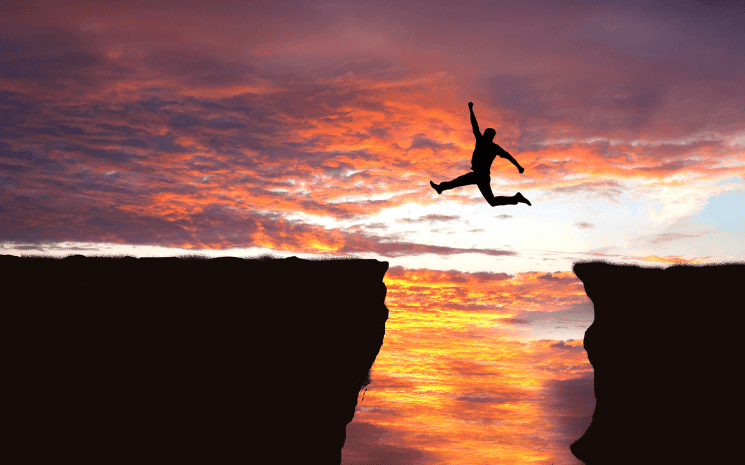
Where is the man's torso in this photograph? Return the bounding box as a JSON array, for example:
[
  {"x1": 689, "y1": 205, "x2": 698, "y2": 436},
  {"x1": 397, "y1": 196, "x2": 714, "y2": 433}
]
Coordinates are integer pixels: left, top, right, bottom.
[{"x1": 471, "y1": 139, "x2": 502, "y2": 172}]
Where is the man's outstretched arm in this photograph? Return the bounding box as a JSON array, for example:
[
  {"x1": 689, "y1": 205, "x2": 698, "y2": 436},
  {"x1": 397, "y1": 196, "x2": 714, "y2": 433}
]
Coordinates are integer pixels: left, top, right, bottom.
[
  {"x1": 498, "y1": 146, "x2": 525, "y2": 173},
  {"x1": 468, "y1": 102, "x2": 481, "y2": 139}
]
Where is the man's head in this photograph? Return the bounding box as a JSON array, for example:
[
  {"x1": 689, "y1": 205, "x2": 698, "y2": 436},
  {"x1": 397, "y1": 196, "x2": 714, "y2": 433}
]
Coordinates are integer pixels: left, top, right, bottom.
[{"x1": 484, "y1": 128, "x2": 496, "y2": 140}]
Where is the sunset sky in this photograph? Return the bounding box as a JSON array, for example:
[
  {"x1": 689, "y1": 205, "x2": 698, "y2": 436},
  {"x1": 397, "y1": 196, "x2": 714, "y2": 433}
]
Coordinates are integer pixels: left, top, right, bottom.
[{"x1": 2, "y1": 1, "x2": 744, "y2": 463}]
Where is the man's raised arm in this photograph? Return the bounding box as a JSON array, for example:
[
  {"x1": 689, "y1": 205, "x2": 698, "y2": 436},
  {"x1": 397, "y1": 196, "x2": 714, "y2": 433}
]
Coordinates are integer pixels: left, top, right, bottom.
[{"x1": 468, "y1": 102, "x2": 481, "y2": 139}]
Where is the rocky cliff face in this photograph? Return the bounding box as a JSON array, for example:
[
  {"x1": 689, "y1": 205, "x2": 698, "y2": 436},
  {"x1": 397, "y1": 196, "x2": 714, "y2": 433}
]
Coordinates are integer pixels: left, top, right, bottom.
[
  {"x1": 570, "y1": 261, "x2": 745, "y2": 465},
  {"x1": 4, "y1": 255, "x2": 388, "y2": 464}
]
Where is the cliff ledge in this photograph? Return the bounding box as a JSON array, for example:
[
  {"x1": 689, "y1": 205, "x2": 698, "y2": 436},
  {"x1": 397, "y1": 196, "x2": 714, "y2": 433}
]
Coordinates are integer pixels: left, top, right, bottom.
[
  {"x1": 570, "y1": 261, "x2": 745, "y2": 464},
  {"x1": 3, "y1": 255, "x2": 389, "y2": 464}
]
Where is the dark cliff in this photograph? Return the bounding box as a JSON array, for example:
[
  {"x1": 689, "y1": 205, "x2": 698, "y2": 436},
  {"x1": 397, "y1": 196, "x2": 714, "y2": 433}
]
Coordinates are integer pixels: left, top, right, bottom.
[
  {"x1": 3, "y1": 255, "x2": 389, "y2": 464},
  {"x1": 570, "y1": 261, "x2": 745, "y2": 464}
]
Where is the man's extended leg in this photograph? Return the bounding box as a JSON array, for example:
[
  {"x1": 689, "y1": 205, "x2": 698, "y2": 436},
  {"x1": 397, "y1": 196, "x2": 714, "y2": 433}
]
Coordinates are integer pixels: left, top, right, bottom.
[{"x1": 431, "y1": 171, "x2": 480, "y2": 194}]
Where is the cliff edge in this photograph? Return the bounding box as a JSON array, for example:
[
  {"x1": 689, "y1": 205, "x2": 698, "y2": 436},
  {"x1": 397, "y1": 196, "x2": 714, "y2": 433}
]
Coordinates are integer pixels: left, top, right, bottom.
[
  {"x1": 3, "y1": 255, "x2": 389, "y2": 464},
  {"x1": 570, "y1": 261, "x2": 745, "y2": 464}
]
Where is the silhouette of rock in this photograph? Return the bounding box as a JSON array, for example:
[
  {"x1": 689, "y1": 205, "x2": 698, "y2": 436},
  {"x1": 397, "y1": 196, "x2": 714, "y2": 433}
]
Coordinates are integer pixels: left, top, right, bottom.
[
  {"x1": 3, "y1": 255, "x2": 388, "y2": 464},
  {"x1": 570, "y1": 261, "x2": 745, "y2": 464}
]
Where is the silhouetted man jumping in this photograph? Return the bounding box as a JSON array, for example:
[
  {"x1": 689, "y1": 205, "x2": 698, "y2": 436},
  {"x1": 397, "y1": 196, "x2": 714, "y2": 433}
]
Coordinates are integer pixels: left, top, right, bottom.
[{"x1": 430, "y1": 102, "x2": 531, "y2": 207}]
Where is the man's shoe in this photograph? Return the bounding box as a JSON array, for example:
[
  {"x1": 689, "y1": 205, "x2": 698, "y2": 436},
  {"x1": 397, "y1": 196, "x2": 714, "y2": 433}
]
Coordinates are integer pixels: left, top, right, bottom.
[{"x1": 515, "y1": 192, "x2": 531, "y2": 206}]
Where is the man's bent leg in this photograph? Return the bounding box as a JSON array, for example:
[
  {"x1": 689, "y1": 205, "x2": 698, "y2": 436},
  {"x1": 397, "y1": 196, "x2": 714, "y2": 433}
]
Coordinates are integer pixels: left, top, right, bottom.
[
  {"x1": 476, "y1": 178, "x2": 520, "y2": 206},
  {"x1": 489, "y1": 196, "x2": 520, "y2": 206}
]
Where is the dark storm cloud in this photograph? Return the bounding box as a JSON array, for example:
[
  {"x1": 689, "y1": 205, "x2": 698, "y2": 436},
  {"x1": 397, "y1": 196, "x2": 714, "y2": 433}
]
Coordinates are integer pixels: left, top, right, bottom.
[
  {"x1": 57, "y1": 124, "x2": 86, "y2": 135},
  {"x1": 0, "y1": 143, "x2": 66, "y2": 172},
  {"x1": 169, "y1": 113, "x2": 203, "y2": 128},
  {"x1": 137, "y1": 96, "x2": 179, "y2": 112},
  {"x1": 1, "y1": 90, "x2": 35, "y2": 130},
  {"x1": 95, "y1": 123, "x2": 140, "y2": 136},
  {"x1": 0, "y1": 28, "x2": 101, "y2": 83},
  {"x1": 151, "y1": 134, "x2": 190, "y2": 154},
  {"x1": 0, "y1": 163, "x2": 24, "y2": 172},
  {"x1": 0, "y1": 141, "x2": 34, "y2": 161},
  {"x1": 26, "y1": 126, "x2": 61, "y2": 136},
  {"x1": 183, "y1": 96, "x2": 226, "y2": 110},
  {"x1": 204, "y1": 116, "x2": 247, "y2": 130}
]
